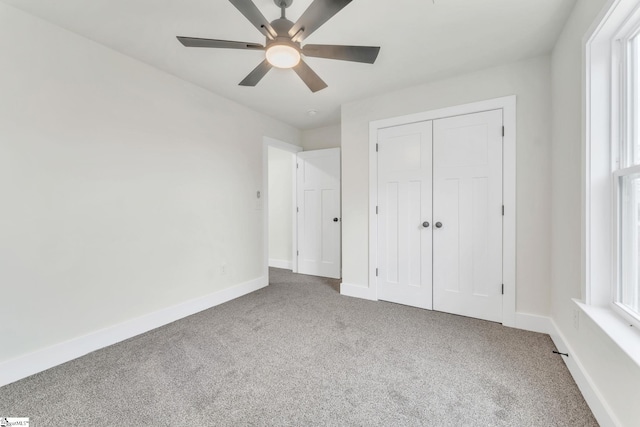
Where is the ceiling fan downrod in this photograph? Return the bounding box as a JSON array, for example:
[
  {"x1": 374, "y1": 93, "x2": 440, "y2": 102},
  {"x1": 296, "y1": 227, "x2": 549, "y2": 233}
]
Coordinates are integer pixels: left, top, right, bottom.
[{"x1": 280, "y1": 1, "x2": 287, "y2": 18}]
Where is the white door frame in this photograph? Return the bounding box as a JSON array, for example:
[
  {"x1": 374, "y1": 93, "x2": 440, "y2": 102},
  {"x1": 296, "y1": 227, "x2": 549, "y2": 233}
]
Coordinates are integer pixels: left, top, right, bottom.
[
  {"x1": 263, "y1": 137, "x2": 303, "y2": 276},
  {"x1": 368, "y1": 96, "x2": 517, "y2": 328}
]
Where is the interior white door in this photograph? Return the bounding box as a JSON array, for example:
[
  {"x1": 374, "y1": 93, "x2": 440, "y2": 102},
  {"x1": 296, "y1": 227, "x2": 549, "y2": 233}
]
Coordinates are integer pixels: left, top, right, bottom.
[
  {"x1": 377, "y1": 121, "x2": 433, "y2": 309},
  {"x1": 432, "y1": 110, "x2": 503, "y2": 322},
  {"x1": 296, "y1": 148, "x2": 341, "y2": 279}
]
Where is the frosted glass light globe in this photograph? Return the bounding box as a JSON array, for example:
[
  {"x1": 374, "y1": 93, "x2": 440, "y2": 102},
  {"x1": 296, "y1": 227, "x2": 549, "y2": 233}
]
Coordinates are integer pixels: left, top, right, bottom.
[{"x1": 266, "y1": 44, "x2": 301, "y2": 69}]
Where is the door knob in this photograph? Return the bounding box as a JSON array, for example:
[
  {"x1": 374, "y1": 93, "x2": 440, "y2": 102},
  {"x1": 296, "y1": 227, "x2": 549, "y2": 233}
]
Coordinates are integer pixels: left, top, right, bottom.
[
  {"x1": 422, "y1": 221, "x2": 430, "y2": 228},
  {"x1": 435, "y1": 222, "x2": 443, "y2": 228},
  {"x1": 333, "y1": 218, "x2": 339, "y2": 222}
]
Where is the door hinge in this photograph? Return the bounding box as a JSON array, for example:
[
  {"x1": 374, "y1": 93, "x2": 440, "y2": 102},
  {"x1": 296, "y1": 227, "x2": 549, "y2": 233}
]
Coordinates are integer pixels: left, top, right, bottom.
[
  {"x1": 502, "y1": 205, "x2": 504, "y2": 216},
  {"x1": 376, "y1": 206, "x2": 378, "y2": 214},
  {"x1": 501, "y1": 284, "x2": 504, "y2": 295},
  {"x1": 376, "y1": 268, "x2": 378, "y2": 277},
  {"x1": 376, "y1": 143, "x2": 379, "y2": 152},
  {"x1": 297, "y1": 206, "x2": 299, "y2": 213},
  {"x1": 297, "y1": 250, "x2": 299, "y2": 256},
  {"x1": 296, "y1": 163, "x2": 299, "y2": 169},
  {"x1": 502, "y1": 126, "x2": 505, "y2": 137}
]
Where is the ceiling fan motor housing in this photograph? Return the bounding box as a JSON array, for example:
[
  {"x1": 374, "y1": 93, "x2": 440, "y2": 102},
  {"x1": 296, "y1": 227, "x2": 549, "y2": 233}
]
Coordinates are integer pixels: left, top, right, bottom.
[
  {"x1": 271, "y1": 17, "x2": 293, "y2": 34},
  {"x1": 268, "y1": 18, "x2": 299, "y2": 46}
]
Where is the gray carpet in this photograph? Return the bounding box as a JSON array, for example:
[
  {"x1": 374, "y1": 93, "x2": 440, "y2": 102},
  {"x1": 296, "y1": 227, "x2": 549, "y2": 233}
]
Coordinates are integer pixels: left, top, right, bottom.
[{"x1": 1, "y1": 268, "x2": 597, "y2": 426}]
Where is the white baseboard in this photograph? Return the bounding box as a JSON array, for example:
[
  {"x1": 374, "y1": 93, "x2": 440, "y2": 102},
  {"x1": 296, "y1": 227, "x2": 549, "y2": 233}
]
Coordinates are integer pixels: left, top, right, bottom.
[
  {"x1": 268, "y1": 258, "x2": 292, "y2": 270},
  {"x1": 340, "y1": 282, "x2": 377, "y2": 301},
  {"x1": 338, "y1": 288, "x2": 558, "y2": 336},
  {"x1": 514, "y1": 312, "x2": 553, "y2": 334},
  {"x1": 0, "y1": 275, "x2": 268, "y2": 387},
  {"x1": 549, "y1": 319, "x2": 620, "y2": 427}
]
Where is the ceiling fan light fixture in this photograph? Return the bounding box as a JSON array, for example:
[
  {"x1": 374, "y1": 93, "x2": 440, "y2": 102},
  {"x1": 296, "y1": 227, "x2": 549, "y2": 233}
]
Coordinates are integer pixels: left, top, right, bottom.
[
  {"x1": 266, "y1": 43, "x2": 301, "y2": 69},
  {"x1": 178, "y1": 0, "x2": 380, "y2": 92}
]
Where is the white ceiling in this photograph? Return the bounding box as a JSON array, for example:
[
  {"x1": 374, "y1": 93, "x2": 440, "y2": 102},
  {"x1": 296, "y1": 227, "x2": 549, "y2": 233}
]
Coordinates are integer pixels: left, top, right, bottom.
[{"x1": 2, "y1": 0, "x2": 576, "y2": 129}]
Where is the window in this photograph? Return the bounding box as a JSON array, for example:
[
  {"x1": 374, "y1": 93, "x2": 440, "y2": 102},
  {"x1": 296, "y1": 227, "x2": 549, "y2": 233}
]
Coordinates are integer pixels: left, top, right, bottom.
[
  {"x1": 584, "y1": 0, "x2": 640, "y2": 370},
  {"x1": 614, "y1": 22, "x2": 640, "y2": 326},
  {"x1": 618, "y1": 172, "x2": 640, "y2": 316},
  {"x1": 585, "y1": 0, "x2": 640, "y2": 341}
]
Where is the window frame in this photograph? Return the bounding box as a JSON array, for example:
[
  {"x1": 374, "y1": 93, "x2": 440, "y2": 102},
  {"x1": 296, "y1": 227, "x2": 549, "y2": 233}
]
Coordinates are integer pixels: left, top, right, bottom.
[
  {"x1": 586, "y1": 0, "x2": 640, "y2": 332},
  {"x1": 583, "y1": 0, "x2": 640, "y2": 371},
  {"x1": 611, "y1": 16, "x2": 640, "y2": 328}
]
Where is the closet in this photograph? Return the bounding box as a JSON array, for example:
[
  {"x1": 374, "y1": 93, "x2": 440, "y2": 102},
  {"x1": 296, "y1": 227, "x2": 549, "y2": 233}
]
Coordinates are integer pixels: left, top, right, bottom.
[{"x1": 376, "y1": 110, "x2": 503, "y2": 322}]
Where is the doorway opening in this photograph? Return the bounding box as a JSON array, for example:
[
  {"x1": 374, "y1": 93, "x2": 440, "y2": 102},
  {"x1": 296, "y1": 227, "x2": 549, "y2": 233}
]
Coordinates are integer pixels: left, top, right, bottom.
[
  {"x1": 263, "y1": 137, "x2": 301, "y2": 277},
  {"x1": 263, "y1": 138, "x2": 343, "y2": 281}
]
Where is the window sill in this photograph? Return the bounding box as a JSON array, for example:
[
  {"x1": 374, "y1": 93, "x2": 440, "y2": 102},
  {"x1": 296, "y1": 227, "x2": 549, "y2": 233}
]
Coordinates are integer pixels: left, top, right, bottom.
[{"x1": 574, "y1": 299, "x2": 640, "y2": 368}]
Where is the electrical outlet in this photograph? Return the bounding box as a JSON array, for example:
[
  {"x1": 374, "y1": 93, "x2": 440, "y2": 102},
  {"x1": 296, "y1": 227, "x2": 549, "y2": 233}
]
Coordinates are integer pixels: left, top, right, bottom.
[{"x1": 573, "y1": 308, "x2": 580, "y2": 331}]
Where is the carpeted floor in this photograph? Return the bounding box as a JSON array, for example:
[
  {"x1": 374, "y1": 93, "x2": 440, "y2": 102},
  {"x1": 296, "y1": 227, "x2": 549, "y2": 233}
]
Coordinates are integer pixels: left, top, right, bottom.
[{"x1": 0, "y1": 268, "x2": 597, "y2": 426}]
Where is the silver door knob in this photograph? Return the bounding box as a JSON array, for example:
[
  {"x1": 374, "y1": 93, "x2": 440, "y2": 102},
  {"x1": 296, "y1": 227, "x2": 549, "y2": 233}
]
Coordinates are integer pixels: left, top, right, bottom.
[
  {"x1": 422, "y1": 221, "x2": 430, "y2": 228},
  {"x1": 435, "y1": 222, "x2": 443, "y2": 228}
]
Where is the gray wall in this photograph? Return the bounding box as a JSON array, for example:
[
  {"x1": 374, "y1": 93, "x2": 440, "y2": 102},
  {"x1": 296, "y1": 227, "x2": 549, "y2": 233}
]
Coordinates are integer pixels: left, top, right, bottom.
[
  {"x1": 0, "y1": 3, "x2": 300, "y2": 363},
  {"x1": 301, "y1": 124, "x2": 341, "y2": 151}
]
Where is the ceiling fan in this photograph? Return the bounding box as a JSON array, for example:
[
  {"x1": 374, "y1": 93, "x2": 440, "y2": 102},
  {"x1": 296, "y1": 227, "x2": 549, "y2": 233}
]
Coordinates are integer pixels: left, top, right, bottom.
[{"x1": 177, "y1": 0, "x2": 380, "y2": 93}]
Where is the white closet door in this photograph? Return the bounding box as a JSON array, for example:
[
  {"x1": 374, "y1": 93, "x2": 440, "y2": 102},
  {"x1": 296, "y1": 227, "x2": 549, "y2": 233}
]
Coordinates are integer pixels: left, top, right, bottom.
[
  {"x1": 432, "y1": 110, "x2": 503, "y2": 322},
  {"x1": 377, "y1": 121, "x2": 433, "y2": 309},
  {"x1": 297, "y1": 148, "x2": 341, "y2": 279}
]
